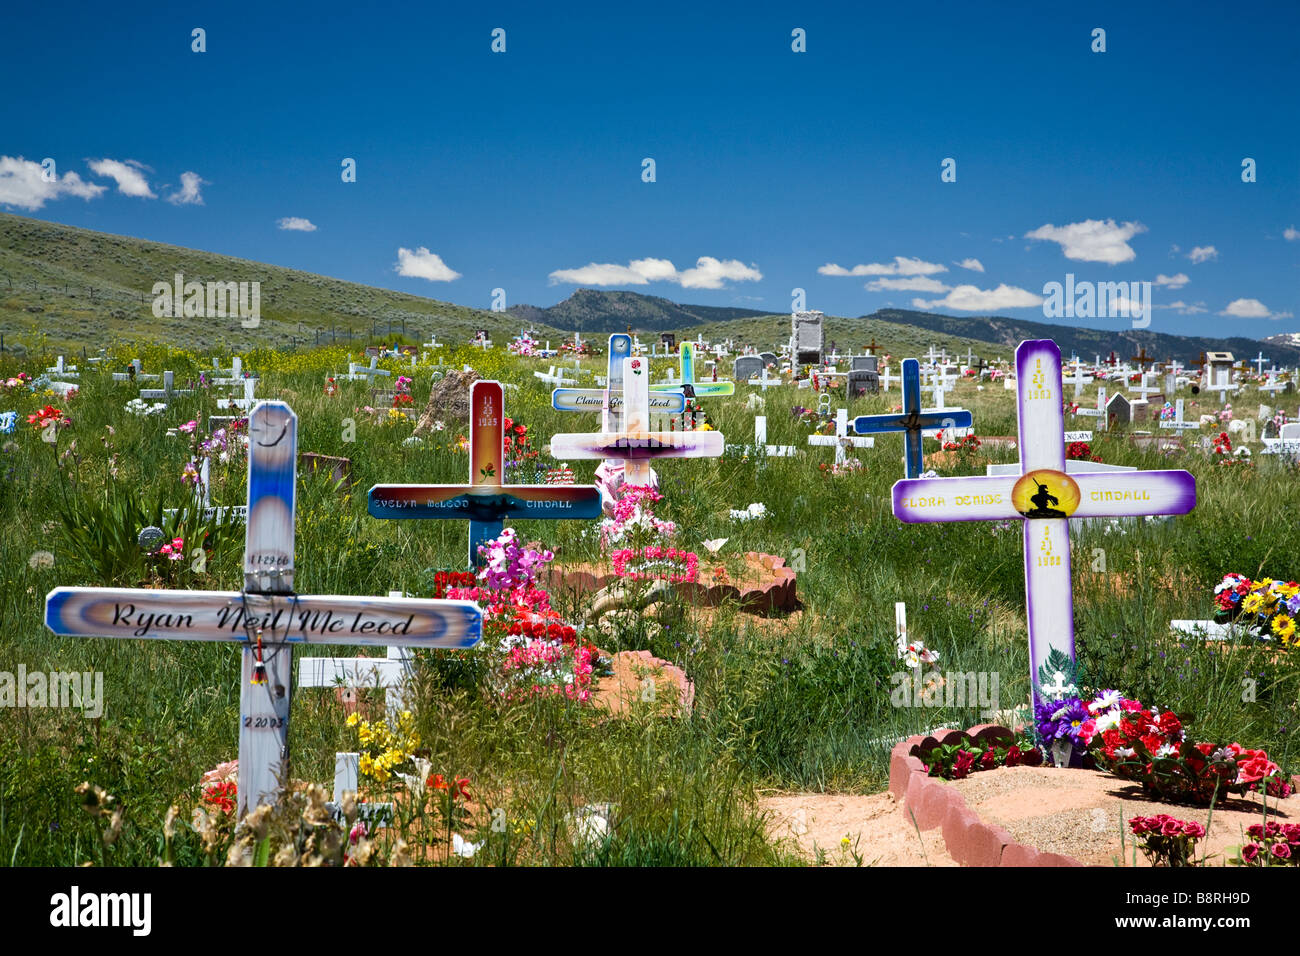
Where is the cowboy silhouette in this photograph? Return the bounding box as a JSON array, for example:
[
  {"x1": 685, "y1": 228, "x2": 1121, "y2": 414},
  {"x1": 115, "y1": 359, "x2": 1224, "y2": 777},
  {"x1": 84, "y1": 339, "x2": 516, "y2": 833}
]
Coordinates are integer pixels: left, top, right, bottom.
[{"x1": 1024, "y1": 480, "x2": 1066, "y2": 518}]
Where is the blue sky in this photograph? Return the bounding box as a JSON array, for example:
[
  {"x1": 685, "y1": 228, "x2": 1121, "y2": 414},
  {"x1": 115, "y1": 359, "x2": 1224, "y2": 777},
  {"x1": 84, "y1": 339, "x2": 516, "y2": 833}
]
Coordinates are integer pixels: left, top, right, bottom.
[{"x1": 1, "y1": 1, "x2": 1297, "y2": 337}]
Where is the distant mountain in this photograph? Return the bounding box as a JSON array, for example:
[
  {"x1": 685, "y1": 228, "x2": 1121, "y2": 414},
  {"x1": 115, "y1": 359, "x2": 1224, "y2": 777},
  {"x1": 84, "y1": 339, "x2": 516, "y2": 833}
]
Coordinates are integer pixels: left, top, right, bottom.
[
  {"x1": 1264, "y1": 331, "x2": 1300, "y2": 351},
  {"x1": 512, "y1": 288, "x2": 1298, "y2": 366},
  {"x1": 863, "y1": 309, "x2": 1300, "y2": 367},
  {"x1": 507, "y1": 288, "x2": 783, "y2": 333}
]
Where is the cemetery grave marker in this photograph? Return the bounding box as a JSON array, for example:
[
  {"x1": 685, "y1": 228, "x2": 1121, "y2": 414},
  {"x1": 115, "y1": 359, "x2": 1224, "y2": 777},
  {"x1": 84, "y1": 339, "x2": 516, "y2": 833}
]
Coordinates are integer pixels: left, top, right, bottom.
[
  {"x1": 853, "y1": 358, "x2": 973, "y2": 478},
  {"x1": 808, "y1": 407, "x2": 874, "y2": 465},
  {"x1": 370, "y1": 380, "x2": 604, "y2": 567},
  {"x1": 1158, "y1": 398, "x2": 1200, "y2": 432},
  {"x1": 551, "y1": 356, "x2": 725, "y2": 486},
  {"x1": 649, "y1": 342, "x2": 735, "y2": 398},
  {"x1": 138, "y1": 371, "x2": 195, "y2": 406},
  {"x1": 553, "y1": 334, "x2": 685, "y2": 430},
  {"x1": 46, "y1": 401, "x2": 483, "y2": 816},
  {"x1": 890, "y1": 340, "x2": 1196, "y2": 706}
]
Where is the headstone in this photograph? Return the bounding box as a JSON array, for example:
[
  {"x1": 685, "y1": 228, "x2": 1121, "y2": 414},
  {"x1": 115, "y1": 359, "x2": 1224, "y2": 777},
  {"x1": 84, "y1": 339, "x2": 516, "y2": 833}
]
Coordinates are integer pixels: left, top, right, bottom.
[
  {"x1": 733, "y1": 355, "x2": 763, "y2": 383},
  {"x1": 1106, "y1": 392, "x2": 1133, "y2": 425}
]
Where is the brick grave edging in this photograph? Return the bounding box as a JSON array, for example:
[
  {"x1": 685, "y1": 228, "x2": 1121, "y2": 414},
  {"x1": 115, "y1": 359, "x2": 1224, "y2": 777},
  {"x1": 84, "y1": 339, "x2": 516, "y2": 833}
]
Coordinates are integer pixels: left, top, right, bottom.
[{"x1": 888, "y1": 724, "x2": 1085, "y2": 867}]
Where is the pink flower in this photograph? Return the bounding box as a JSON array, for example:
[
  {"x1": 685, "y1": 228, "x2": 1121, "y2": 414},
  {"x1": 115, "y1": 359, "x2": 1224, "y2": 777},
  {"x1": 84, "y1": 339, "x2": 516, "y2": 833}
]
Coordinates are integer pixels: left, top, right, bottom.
[
  {"x1": 179, "y1": 420, "x2": 197, "y2": 433},
  {"x1": 1271, "y1": 843, "x2": 1291, "y2": 860},
  {"x1": 1241, "y1": 843, "x2": 1261, "y2": 863}
]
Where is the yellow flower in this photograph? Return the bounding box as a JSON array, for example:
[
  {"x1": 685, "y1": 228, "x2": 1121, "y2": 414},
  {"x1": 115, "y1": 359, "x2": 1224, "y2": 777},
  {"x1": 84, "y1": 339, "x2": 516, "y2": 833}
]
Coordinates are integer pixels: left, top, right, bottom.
[
  {"x1": 1242, "y1": 593, "x2": 1266, "y2": 615},
  {"x1": 346, "y1": 712, "x2": 359, "y2": 727},
  {"x1": 1272, "y1": 614, "x2": 1296, "y2": 643}
]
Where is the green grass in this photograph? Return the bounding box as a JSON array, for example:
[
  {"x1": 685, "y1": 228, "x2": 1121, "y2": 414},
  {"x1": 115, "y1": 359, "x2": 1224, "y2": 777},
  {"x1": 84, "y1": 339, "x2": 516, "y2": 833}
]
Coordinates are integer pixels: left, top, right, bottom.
[{"x1": 1, "y1": 341, "x2": 1298, "y2": 866}]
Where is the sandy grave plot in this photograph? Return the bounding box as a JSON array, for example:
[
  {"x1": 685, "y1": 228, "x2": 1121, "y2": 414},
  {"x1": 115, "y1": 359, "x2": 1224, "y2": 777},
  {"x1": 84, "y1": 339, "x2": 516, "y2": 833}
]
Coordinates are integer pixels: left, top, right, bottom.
[
  {"x1": 762, "y1": 766, "x2": 1296, "y2": 866},
  {"x1": 948, "y1": 765, "x2": 1296, "y2": 866},
  {"x1": 760, "y1": 792, "x2": 957, "y2": 866}
]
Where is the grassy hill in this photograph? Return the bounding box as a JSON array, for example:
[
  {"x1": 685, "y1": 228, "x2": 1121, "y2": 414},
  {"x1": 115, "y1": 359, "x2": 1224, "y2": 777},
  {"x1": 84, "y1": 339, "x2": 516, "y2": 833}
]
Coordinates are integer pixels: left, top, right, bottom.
[
  {"x1": 0, "y1": 212, "x2": 565, "y2": 355},
  {"x1": 508, "y1": 288, "x2": 785, "y2": 334},
  {"x1": 1, "y1": 212, "x2": 1289, "y2": 369}
]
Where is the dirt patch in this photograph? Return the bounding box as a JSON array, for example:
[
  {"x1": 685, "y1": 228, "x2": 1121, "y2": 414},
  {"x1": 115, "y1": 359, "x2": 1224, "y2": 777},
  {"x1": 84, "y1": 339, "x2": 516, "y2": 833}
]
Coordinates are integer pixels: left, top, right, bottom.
[{"x1": 759, "y1": 792, "x2": 957, "y2": 866}]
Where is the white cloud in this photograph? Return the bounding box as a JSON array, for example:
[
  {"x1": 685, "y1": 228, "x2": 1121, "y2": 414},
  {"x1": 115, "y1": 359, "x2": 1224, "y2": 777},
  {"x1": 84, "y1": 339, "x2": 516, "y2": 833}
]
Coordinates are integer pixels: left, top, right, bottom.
[
  {"x1": 0, "y1": 155, "x2": 105, "y2": 210},
  {"x1": 1284, "y1": 226, "x2": 1299, "y2": 241},
  {"x1": 395, "y1": 246, "x2": 461, "y2": 282},
  {"x1": 912, "y1": 283, "x2": 1044, "y2": 312},
  {"x1": 87, "y1": 158, "x2": 155, "y2": 198},
  {"x1": 818, "y1": 256, "x2": 947, "y2": 277},
  {"x1": 548, "y1": 256, "x2": 761, "y2": 289},
  {"x1": 277, "y1": 216, "x2": 318, "y2": 232},
  {"x1": 1155, "y1": 300, "x2": 1208, "y2": 314},
  {"x1": 1154, "y1": 273, "x2": 1189, "y2": 289},
  {"x1": 1219, "y1": 298, "x2": 1292, "y2": 320},
  {"x1": 866, "y1": 276, "x2": 950, "y2": 293},
  {"x1": 1187, "y1": 245, "x2": 1218, "y2": 264},
  {"x1": 676, "y1": 256, "x2": 762, "y2": 289},
  {"x1": 1024, "y1": 219, "x2": 1147, "y2": 264},
  {"x1": 166, "y1": 171, "x2": 206, "y2": 205},
  {"x1": 955, "y1": 258, "x2": 984, "y2": 272}
]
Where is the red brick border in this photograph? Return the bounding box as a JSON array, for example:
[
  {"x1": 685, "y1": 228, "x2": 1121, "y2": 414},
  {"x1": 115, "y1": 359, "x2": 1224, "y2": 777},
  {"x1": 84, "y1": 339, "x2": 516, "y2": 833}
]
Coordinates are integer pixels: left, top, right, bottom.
[{"x1": 889, "y1": 729, "x2": 1085, "y2": 867}]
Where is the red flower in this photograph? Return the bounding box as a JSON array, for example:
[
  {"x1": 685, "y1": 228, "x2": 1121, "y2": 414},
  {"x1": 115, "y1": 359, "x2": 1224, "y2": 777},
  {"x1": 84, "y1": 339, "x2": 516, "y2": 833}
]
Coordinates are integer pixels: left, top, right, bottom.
[
  {"x1": 1271, "y1": 843, "x2": 1291, "y2": 860},
  {"x1": 1157, "y1": 712, "x2": 1182, "y2": 736},
  {"x1": 952, "y1": 750, "x2": 975, "y2": 780}
]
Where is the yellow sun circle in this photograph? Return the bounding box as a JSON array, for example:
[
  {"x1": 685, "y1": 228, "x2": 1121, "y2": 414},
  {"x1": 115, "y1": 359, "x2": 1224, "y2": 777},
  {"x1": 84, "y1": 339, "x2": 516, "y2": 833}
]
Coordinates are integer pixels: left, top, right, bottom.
[{"x1": 1011, "y1": 469, "x2": 1081, "y2": 518}]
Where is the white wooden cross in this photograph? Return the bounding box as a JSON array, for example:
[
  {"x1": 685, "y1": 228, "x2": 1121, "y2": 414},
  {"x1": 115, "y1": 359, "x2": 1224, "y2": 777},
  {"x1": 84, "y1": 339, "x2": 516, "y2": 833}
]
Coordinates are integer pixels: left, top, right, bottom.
[
  {"x1": 298, "y1": 591, "x2": 417, "y2": 713},
  {"x1": 112, "y1": 359, "x2": 161, "y2": 383},
  {"x1": 1253, "y1": 351, "x2": 1270, "y2": 377},
  {"x1": 747, "y1": 364, "x2": 780, "y2": 391},
  {"x1": 1073, "y1": 386, "x2": 1109, "y2": 432},
  {"x1": 211, "y1": 357, "x2": 246, "y2": 386},
  {"x1": 1259, "y1": 373, "x2": 1287, "y2": 399},
  {"x1": 343, "y1": 355, "x2": 392, "y2": 383},
  {"x1": 1159, "y1": 398, "x2": 1200, "y2": 431},
  {"x1": 47, "y1": 355, "x2": 79, "y2": 379},
  {"x1": 138, "y1": 370, "x2": 195, "y2": 405},
  {"x1": 45, "y1": 402, "x2": 483, "y2": 817},
  {"x1": 808, "y1": 408, "x2": 874, "y2": 465},
  {"x1": 216, "y1": 377, "x2": 259, "y2": 412},
  {"x1": 880, "y1": 365, "x2": 900, "y2": 392},
  {"x1": 889, "y1": 340, "x2": 1196, "y2": 706},
  {"x1": 1063, "y1": 362, "x2": 1091, "y2": 398},
  {"x1": 534, "y1": 365, "x2": 578, "y2": 387},
  {"x1": 749, "y1": 415, "x2": 797, "y2": 457},
  {"x1": 1129, "y1": 370, "x2": 1160, "y2": 402}
]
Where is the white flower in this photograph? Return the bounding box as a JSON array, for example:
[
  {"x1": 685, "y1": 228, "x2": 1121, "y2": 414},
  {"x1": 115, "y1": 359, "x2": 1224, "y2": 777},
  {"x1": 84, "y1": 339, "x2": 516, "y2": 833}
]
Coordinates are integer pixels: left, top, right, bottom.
[
  {"x1": 1156, "y1": 743, "x2": 1179, "y2": 758},
  {"x1": 27, "y1": 550, "x2": 55, "y2": 569},
  {"x1": 433, "y1": 420, "x2": 446, "y2": 431},
  {"x1": 1093, "y1": 710, "x2": 1121, "y2": 734},
  {"x1": 1115, "y1": 747, "x2": 1135, "y2": 758},
  {"x1": 1090, "y1": 689, "x2": 1121, "y2": 712},
  {"x1": 451, "y1": 833, "x2": 482, "y2": 858}
]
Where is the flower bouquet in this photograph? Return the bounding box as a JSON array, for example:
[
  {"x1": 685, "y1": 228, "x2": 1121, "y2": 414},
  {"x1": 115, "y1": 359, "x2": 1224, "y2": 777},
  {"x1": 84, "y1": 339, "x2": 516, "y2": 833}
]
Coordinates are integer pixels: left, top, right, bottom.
[{"x1": 1213, "y1": 573, "x2": 1299, "y2": 644}]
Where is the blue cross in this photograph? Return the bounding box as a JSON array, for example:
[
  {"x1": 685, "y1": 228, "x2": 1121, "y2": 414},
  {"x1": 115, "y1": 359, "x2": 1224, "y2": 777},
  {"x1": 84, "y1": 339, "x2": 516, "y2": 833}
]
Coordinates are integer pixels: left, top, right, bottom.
[{"x1": 852, "y1": 358, "x2": 973, "y2": 478}]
